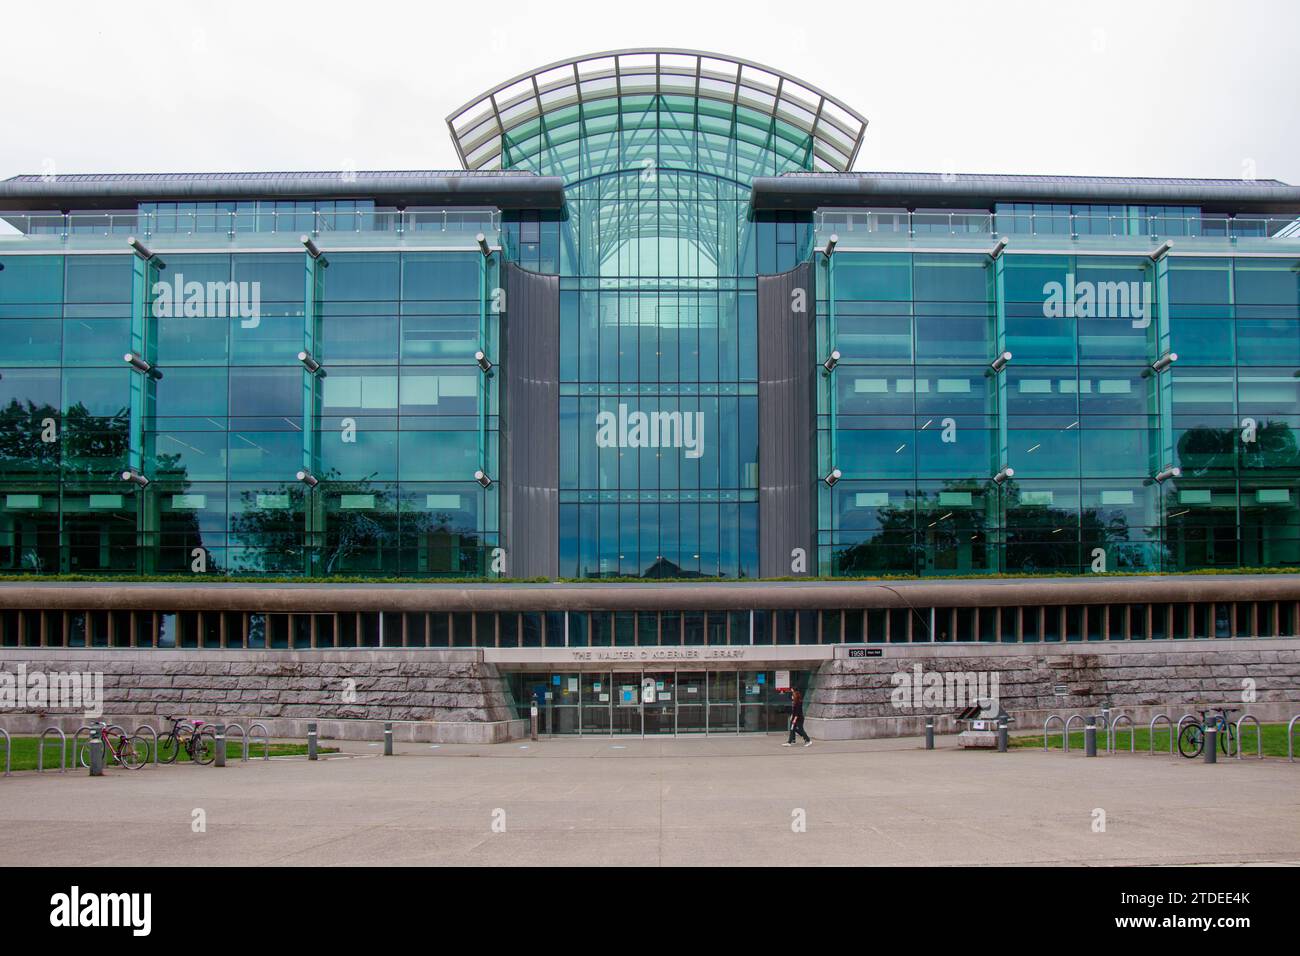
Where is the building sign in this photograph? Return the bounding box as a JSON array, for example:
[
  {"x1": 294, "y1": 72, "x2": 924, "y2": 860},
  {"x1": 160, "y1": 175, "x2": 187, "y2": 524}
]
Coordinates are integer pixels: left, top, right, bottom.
[
  {"x1": 595, "y1": 404, "x2": 705, "y2": 459},
  {"x1": 484, "y1": 645, "x2": 833, "y2": 665},
  {"x1": 847, "y1": 647, "x2": 884, "y2": 658}
]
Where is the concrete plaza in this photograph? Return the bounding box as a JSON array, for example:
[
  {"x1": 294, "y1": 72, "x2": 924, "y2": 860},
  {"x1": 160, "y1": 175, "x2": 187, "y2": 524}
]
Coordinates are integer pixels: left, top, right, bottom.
[{"x1": 1, "y1": 735, "x2": 1296, "y2": 866}]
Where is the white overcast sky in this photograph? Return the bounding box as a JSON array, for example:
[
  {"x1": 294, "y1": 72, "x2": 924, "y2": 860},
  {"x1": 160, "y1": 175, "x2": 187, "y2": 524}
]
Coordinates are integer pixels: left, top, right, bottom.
[{"x1": 2, "y1": 0, "x2": 1297, "y2": 184}]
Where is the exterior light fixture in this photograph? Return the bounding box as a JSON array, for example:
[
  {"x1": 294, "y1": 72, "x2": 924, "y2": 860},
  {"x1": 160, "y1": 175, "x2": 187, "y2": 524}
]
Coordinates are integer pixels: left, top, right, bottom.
[
  {"x1": 989, "y1": 351, "x2": 1012, "y2": 373},
  {"x1": 476, "y1": 233, "x2": 492, "y2": 258},
  {"x1": 475, "y1": 350, "x2": 494, "y2": 373},
  {"x1": 822, "y1": 234, "x2": 838, "y2": 258},
  {"x1": 1150, "y1": 351, "x2": 1178, "y2": 373},
  {"x1": 301, "y1": 235, "x2": 323, "y2": 259},
  {"x1": 992, "y1": 467, "x2": 1015, "y2": 485},
  {"x1": 989, "y1": 236, "x2": 1009, "y2": 259},
  {"x1": 822, "y1": 350, "x2": 841, "y2": 373},
  {"x1": 1154, "y1": 465, "x2": 1181, "y2": 484},
  {"x1": 127, "y1": 236, "x2": 156, "y2": 260},
  {"x1": 1149, "y1": 239, "x2": 1174, "y2": 261},
  {"x1": 120, "y1": 468, "x2": 150, "y2": 489},
  {"x1": 123, "y1": 352, "x2": 163, "y2": 380},
  {"x1": 474, "y1": 470, "x2": 494, "y2": 489},
  {"x1": 822, "y1": 468, "x2": 842, "y2": 487},
  {"x1": 298, "y1": 351, "x2": 327, "y2": 377},
  {"x1": 296, "y1": 470, "x2": 319, "y2": 488}
]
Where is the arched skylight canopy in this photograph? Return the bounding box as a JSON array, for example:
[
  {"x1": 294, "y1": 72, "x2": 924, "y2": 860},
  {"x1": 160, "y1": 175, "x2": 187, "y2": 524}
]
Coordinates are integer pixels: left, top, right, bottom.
[{"x1": 446, "y1": 49, "x2": 867, "y2": 184}]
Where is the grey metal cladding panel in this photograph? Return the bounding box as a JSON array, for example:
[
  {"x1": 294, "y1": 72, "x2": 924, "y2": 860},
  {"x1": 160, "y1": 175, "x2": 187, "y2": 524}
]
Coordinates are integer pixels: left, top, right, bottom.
[
  {"x1": 503, "y1": 264, "x2": 561, "y2": 578},
  {"x1": 757, "y1": 261, "x2": 814, "y2": 578}
]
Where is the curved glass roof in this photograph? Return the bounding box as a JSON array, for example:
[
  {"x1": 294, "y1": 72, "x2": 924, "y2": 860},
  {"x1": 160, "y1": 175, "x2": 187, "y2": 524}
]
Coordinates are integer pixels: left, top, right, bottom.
[{"x1": 446, "y1": 49, "x2": 868, "y2": 184}]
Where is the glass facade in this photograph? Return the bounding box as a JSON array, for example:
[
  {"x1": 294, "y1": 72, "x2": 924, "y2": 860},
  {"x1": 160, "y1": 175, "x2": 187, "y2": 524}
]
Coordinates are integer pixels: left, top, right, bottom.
[
  {"x1": 0, "y1": 243, "x2": 501, "y2": 575},
  {"x1": 517, "y1": 92, "x2": 818, "y2": 578},
  {"x1": 817, "y1": 249, "x2": 1300, "y2": 575},
  {"x1": 1, "y1": 50, "x2": 1297, "y2": 581}
]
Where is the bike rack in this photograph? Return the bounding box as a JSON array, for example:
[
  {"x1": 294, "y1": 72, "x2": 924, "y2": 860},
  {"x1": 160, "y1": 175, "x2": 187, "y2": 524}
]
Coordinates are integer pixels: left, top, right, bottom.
[
  {"x1": 70, "y1": 725, "x2": 94, "y2": 769},
  {"x1": 1148, "y1": 714, "x2": 1174, "y2": 755},
  {"x1": 38, "y1": 727, "x2": 67, "y2": 773},
  {"x1": 1176, "y1": 713, "x2": 1199, "y2": 745},
  {"x1": 1288, "y1": 715, "x2": 1299, "y2": 763},
  {"x1": 248, "y1": 722, "x2": 271, "y2": 761},
  {"x1": 1063, "y1": 714, "x2": 1087, "y2": 753},
  {"x1": 0, "y1": 728, "x2": 9, "y2": 777},
  {"x1": 1108, "y1": 713, "x2": 1135, "y2": 753},
  {"x1": 1235, "y1": 715, "x2": 1263, "y2": 760},
  {"x1": 136, "y1": 724, "x2": 159, "y2": 767},
  {"x1": 1042, "y1": 714, "x2": 1065, "y2": 751},
  {"x1": 224, "y1": 723, "x2": 247, "y2": 761}
]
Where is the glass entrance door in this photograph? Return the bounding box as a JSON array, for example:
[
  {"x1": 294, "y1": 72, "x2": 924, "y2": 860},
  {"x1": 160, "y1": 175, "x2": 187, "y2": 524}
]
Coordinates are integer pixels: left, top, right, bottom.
[
  {"x1": 611, "y1": 672, "x2": 641, "y2": 735},
  {"x1": 676, "y1": 671, "x2": 707, "y2": 734},
  {"x1": 739, "y1": 670, "x2": 767, "y2": 733},
  {"x1": 581, "y1": 671, "x2": 611, "y2": 735},
  {"x1": 642, "y1": 672, "x2": 675, "y2": 734}
]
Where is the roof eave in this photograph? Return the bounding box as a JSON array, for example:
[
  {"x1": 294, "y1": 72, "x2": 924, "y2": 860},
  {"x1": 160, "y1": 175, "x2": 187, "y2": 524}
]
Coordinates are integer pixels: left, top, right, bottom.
[
  {"x1": 750, "y1": 174, "x2": 1300, "y2": 215},
  {"x1": 0, "y1": 173, "x2": 568, "y2": 211}
]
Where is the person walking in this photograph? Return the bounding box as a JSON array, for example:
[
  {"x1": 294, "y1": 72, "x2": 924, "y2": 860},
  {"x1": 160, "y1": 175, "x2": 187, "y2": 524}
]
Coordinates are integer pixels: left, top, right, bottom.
[{"x1": 783, "y1": 689, "x2": 812, "y2": 747}]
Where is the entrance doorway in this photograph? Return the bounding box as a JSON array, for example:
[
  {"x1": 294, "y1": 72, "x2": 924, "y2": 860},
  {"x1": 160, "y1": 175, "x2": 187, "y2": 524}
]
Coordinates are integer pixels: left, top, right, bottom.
[{"x1": 506, "y1": 669, "x2": 809, "y2": 736}]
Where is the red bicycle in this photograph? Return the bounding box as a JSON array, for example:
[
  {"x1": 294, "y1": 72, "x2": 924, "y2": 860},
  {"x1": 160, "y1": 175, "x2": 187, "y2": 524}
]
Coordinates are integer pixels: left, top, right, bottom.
[{"x1": 79, "y1": 721, "x2": 150, "y2": 770}]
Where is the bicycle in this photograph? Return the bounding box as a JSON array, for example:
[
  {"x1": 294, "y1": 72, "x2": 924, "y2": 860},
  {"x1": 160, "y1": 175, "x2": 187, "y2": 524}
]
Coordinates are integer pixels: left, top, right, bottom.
[
  {"x1": 1177, "y1": 707, "x2": 1238, "y2": 759},
  {"x1": 78, "y1": 721, "x2": 150, "y2": 770},
  {"x1": 157, "y1": 715, "x2": 217, "y2": 766}
]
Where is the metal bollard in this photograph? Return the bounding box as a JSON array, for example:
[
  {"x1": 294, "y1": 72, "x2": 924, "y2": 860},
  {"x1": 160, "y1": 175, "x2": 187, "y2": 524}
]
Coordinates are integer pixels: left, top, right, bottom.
[
  {"x1": 384, "y1": 722, "x2": 393, "y2": 756},
  {"x1": 925, "y1": 717, "x2": 934, "y2": 750},
  {"x1": 1204, "y1": 725, "x2": 1217, "y2": 764},
  {"x1": 1084, "y1": 716, "x2": 1097, "y2": 757},
  {"x1": 214, "y1": 724, "x2": 226, "y2": 767},
  {"x1": 88, "y1": 736, "x2": 104, "y2": 777},
  {"x1": 307, "y1": 722, "x2": 318, "y2": 761},
  {"x1": 997, "y1": 717, "x2": 1008, "y2": 753},
  {"x1": 530, "y1": 703, "x2": 538, "y2": 742}
]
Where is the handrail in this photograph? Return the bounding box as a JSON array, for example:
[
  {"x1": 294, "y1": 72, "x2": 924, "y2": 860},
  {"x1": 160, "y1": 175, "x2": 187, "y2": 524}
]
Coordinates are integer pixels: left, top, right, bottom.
[
  {"x1": 1042, "y1": 714, "x2": 1065, "y2": 752},
  {"x1": 1108, "y1": 713, "x2": 1135, "y2": 753},
  {"x1": 1148, "y1": 714, "x2": 1174, "y2": 755},
  {"x1": 248, "y1": 722, "x2": 271, "y2": 761},
  {"x1": 1063, "y1": 714, "x2": 1087, "y2": 753},
  {"x1": 224, "y1": 723, "x2": 247, "y2": 762},
  {"x1": 0, "y1": 728, "x2": 9, "y2": 777},
  {"x1": 0, "y1": 207, "x2": 502, "y2": 242},
  {"x1": 38, "y1": 727, "x2": 67, "y2": 773},
  {"x1": 814, "y1": 208, "x2": 1300, "y2": 242},
  {"x1": 1235, "y1": 715, "x2": 1263, "y2": 760}
]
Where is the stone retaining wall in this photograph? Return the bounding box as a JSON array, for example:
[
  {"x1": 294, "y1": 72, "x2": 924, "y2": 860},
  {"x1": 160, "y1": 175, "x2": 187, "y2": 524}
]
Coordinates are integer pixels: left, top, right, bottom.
[
  {"x1": 0, "y1": 649, "x2": 520, "y2": 743},
  {"x1": 807, "y1": 640, "x2": 1300, "y2": 739}
]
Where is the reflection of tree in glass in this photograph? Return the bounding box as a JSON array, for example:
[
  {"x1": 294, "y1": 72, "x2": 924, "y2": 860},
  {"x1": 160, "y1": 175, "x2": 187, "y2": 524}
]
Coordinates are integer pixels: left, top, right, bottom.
[
  {"x1": 0, "y1": 399, "x2": 62, "y2": 475},
  {"x1": 150, "y1": 450, "x2": 219, "y2": 574},
  {"x1": 1246, "y1": 420, "x2": 1298, "y2": 470},
  {"x1": 61, "y1": 403, "x2": 130, "y2": 478},
  {"x1": 1176, "y1": 425, "x2": 1237, "y2": 476},
  {"x1": 227, "y1": 484, "x2": 306, "y2": 574}
]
